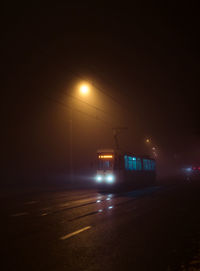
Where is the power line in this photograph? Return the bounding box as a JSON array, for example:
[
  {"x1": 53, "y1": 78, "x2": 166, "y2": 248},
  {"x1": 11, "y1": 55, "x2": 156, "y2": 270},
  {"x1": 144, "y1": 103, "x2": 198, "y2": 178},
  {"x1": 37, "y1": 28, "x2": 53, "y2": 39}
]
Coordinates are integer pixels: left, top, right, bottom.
[
  {"x1": 87, "y1": 68, "x2": 133, "y2": 115},
  {"x1": 43, "y1": 95, "x2": 113, "y2": 127},
  {"x1": 54, "y1": 80, "x2": 120, "y2": 124},
  {"x1": 64, "y1": 93, "x2": 109, "y2": 115},
  {"x1": 67, "y1": 70, "x2": 126, "y2": 110}
]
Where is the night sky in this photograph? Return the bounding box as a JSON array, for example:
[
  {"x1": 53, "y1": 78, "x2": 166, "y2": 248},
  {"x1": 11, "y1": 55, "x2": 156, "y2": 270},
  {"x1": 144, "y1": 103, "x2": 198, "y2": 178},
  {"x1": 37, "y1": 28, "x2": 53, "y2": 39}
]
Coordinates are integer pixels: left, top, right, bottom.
[{"x1": 2, "y1": 3, "x2": 200, "y2": 183}]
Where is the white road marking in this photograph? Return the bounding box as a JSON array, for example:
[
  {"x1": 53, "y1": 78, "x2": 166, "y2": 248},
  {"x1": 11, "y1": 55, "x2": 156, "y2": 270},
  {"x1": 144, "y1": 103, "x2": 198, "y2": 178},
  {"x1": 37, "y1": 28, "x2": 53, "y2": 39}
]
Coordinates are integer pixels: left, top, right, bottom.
[
  {"x1": 11, "y1": 212, "x2": 28, "y2": 217},
  {"x1": 60, "y1": 226, "x2": 91, "y2": 240}
]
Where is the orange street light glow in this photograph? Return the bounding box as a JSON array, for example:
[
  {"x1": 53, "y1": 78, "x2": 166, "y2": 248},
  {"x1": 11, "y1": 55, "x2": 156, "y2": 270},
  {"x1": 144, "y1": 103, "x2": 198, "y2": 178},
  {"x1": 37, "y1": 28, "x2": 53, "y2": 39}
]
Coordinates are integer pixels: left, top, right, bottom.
[{"x1": 80, "y1": 84, "x2": 89, "y2": 95}]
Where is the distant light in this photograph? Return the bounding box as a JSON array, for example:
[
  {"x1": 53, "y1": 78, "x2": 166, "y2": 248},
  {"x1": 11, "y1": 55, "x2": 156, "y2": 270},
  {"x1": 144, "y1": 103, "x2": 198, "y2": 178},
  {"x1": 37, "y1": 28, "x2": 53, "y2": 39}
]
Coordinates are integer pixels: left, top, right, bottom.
[
  {"x1": 132, "y1": 157, "x2": 136, "y2": 160},
  {"x1": 80, "y1": 84, "x2": 89, "y2": 95},
  {"x1": 146, "y1": 139, "x2": 150, "y2": 143},
  {"x1": 98, "y1": 209, "x2": 103, "y2": 212},
  {"x1": 186, "y1": 167, "x2": 192, "y2": 172},
  {"x1": 108, "y1": 206, "x2": 113, "y2": 209},
  {"x1": 106, "y1": 197, "x2": 111, "y2": 201},
  {"x1": 96, "y1": 200, "x2": 101, "y2": 203},
  {"x1": 99, "y1": 155, "x2": 113, "y2": 159}
]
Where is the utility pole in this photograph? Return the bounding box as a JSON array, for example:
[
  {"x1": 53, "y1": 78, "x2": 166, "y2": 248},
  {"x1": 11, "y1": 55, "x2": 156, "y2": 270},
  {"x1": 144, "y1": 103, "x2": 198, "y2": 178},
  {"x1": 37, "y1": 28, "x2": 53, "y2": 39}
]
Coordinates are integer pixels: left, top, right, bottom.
[
  {"x1": 112, "y1": 127, "x2": 128, "y2": 150},
  {"x1": 69, "y1": 109, "x2": 73, "y2": 183}
]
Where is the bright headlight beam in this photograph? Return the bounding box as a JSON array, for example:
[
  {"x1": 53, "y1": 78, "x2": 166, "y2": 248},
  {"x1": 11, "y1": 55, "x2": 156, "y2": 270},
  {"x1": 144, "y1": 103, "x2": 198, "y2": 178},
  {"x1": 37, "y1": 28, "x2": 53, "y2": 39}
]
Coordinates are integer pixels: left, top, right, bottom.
[
  {"x1": 96, "y1": 175, "x2": 102, "y2": 183},
  {"x1": 106, "y1": 175, "x2": 114, "y2": 183}
]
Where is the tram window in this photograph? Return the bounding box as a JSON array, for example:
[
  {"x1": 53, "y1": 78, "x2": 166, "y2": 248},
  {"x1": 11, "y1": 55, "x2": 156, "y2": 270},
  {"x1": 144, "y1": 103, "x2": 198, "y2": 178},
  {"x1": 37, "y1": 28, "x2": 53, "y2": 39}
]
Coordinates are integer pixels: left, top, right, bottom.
[
  {"x1": 137, "y1": 158, "x2": 142, "y2": 170},
  {"x1": 148, "y1": 160, "x2": 151, "y2": 170},
  {"x1": 124, "y1": 156, "x2": 137, "y2": 170},
  {"x1": 124, "y1": 155, "x2": 128, "y2": 169},
  {"x1": 130, "y1": 156, "x2": 137, "y2": 170},
  {"x1": 143, "y1": 159, "x2": 155, "y2": 170},
  {"x1": 143, "y1": 159, "x2": 150, "y2": 170},
  {"x1": 98, "y1": 160, "x2": 113, "y2": 170},
  {"x1": 143, "y1": 159, "x2": 147, "y2": 170},
  {"x1": 128, "y1": 159, "x2": 132, "y2": 170},
  {"x1": 151, "y1": 160, "x2": 155, "y2": 170}
]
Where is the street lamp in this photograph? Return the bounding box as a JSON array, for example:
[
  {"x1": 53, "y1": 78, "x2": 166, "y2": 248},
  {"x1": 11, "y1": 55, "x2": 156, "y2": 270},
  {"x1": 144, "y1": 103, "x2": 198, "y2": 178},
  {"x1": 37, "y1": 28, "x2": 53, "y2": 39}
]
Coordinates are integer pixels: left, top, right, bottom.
[
  {"x1": 80, "y1": 84, "x2": 90, "y2": 95},
  {"x1": 69, "y1": 82, "x2": 91, "y2": 182},
  {"x1": 145, "y1": 137, "x2": 158, "y2": 158}
]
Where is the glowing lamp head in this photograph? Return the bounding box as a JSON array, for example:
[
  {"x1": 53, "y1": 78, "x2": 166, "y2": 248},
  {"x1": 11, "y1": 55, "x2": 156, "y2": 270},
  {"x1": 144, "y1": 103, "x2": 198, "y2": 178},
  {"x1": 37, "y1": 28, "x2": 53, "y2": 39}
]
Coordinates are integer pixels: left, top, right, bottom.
[{"x1": 80, "y1": 84, "x2": 89, "y2": 95}]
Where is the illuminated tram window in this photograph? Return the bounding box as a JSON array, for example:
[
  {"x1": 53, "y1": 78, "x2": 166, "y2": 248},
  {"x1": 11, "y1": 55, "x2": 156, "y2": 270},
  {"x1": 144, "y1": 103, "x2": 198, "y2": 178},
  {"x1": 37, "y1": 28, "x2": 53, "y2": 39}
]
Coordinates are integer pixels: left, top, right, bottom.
[
  {"x1": 137, "y1": 158, "x2": 142, "y2": 170},
  {"x1": 98, "y1": 160, "x2": 113, "y2": 170},
  {"x1": 143, "y1": 159, "x2": 150, "y2": 170},
  {"x1": 143, "y1": 159, "x2": 155, "y2": 171},
  {"x1": 151, "y1": 160, "x2": 155, "y2": 170},
  {"x1": 124, "y1": 155, "x2": 128, "y2": 169},
  {"x1": 124, "y1": 156, "x2": 137, "y2": 170}
]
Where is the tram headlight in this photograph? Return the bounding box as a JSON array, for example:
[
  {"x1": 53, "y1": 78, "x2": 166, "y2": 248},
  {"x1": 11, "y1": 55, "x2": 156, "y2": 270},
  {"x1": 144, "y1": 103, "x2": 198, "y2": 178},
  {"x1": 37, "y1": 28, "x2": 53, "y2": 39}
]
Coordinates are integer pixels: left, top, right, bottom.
[
  {"x1": 106, "y1": 175, "x2": 115, "y2": 183},
  {"x1": 96, "y1": 175, "x2": 103, "y2": 183}
]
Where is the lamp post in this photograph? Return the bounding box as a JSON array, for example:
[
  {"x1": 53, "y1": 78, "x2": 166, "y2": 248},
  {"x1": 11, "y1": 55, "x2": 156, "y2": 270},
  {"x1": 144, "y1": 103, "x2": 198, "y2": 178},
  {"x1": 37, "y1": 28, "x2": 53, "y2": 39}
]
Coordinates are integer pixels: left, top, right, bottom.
[
  {"x1": 69, "y1": 110, "x2": 73, "y2": 183},
  {"x1": 69, "y1": 83, "x2": 90, "y2": 182}
]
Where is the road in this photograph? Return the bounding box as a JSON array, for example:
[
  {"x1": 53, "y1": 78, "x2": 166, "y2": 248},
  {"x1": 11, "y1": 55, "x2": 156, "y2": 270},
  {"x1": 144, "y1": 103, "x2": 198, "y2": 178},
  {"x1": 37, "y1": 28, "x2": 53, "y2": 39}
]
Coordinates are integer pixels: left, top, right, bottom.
[{"x1": 1, "y1": 181, "x2": 200, "y2": 271}]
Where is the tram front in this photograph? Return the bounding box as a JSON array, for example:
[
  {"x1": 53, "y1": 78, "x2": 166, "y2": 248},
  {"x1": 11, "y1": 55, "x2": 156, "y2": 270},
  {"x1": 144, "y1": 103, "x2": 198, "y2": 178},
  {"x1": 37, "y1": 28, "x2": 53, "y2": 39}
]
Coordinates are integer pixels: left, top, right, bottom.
[{"x1": 95, "y1": 150, "x2": 116, "y2": 185}]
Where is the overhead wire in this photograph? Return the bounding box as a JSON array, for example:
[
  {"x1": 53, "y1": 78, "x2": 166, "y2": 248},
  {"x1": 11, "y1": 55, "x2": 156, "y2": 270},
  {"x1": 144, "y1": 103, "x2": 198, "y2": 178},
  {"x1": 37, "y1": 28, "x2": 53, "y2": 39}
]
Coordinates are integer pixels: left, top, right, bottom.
[
  {"x1": 83, "y1": 65, "x2": 134, "y2": 116},
  {"x1": 63, "y1": 93, "x2": 109, "y2": 115},
  {"x1": 66, "y1": 69, "x2": 126, "y2": 110},
  {"x1": 43, "y1": 95, "x2": 113, "y2": 127},
  {"x1": 41, "y1": 67, "x2": 131, "y2": 130},
  {"x1": 58, "y1": 91, "x2": 118, "y2": 122}
]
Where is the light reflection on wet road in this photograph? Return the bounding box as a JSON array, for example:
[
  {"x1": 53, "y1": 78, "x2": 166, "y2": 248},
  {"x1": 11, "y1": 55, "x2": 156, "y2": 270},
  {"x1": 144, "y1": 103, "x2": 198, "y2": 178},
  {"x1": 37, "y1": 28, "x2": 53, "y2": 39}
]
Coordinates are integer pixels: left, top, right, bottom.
[
  {"x1": 2, "y1": 184, "x2": 200, "y2": 271},
  {"x1": 8, "y1": 186, "x2": 161, "y2": 222}
]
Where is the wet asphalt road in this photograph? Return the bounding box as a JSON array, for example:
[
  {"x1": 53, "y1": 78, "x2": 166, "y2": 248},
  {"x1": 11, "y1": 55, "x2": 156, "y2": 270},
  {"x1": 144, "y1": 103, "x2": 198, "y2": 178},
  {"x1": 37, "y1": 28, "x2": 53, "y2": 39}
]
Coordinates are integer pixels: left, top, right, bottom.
[{"x1": 1, "y1": 181, "x2": 200, "y2": 271}]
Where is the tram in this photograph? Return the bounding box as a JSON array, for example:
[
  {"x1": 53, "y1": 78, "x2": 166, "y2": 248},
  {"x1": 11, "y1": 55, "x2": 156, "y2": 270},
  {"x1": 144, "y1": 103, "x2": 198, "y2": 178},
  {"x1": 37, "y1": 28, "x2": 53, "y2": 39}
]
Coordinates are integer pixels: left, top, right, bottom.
[{"x1": 95, "y1": 149, "x2": 156, "y2": 188}]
